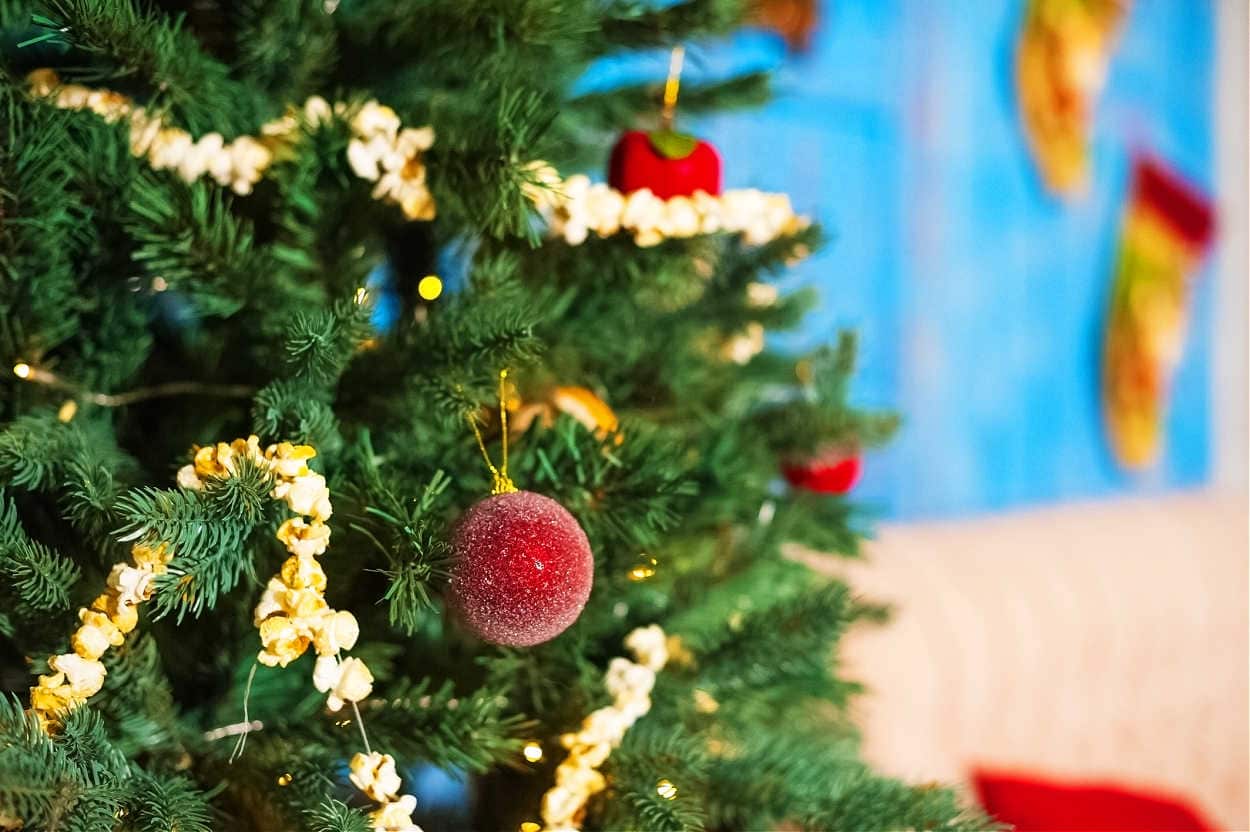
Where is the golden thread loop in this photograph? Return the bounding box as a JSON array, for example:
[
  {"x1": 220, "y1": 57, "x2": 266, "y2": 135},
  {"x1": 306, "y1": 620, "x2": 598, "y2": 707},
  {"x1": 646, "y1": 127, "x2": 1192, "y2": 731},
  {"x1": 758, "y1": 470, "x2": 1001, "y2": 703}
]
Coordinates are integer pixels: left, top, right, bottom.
[
  {"x1": 661, "y1": 45, "x2": 685, "y2": 129},
  {"x1": 465, "y1": 370, "x2": 518, "y2": 495},
  {"x1": 498, "y1": 369, "x2": 511, "y2": 483}
]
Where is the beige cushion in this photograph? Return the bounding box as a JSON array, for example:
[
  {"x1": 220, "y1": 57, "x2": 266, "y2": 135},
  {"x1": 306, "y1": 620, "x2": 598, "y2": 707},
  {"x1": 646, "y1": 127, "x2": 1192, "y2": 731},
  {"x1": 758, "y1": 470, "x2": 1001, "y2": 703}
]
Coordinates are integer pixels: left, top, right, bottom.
[{"x1": 805, "y1": 491, "x2": 1248, "y2": 829}]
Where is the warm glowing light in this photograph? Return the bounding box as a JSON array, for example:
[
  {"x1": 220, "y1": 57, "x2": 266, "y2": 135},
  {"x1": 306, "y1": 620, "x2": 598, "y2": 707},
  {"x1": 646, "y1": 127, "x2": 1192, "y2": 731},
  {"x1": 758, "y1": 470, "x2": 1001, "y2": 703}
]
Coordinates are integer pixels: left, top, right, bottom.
[
  {"x1": 57, "y1": 400, "x2": 78, "y2": 423},
  {"x1": 354, "y1": 286, "x2": 369, "y2": 304},
  {"x1": 276, "y1": 772, "x2": 293, "y2": 786},
  {"x1": 628, "y1": 556, "x2": 658, "y2": 582},
  {"x1": 151, "y1": 276, "x2": 168, "y2": 292},
  {"x1": 12, "y1": 362, "x2": 31, "y2": 379},
  {"x1": 418, "y1": 274, "x2": 443, "y2": 301},
  {"x1": 523, "y1": 741, "x2": 544, "y2": 763},
  {"x1": 656, "y1": 778, "x2": 678, "y2": 800},
  {"x1": 520, "y1": 823, "x2": 541, "y2": 832}
]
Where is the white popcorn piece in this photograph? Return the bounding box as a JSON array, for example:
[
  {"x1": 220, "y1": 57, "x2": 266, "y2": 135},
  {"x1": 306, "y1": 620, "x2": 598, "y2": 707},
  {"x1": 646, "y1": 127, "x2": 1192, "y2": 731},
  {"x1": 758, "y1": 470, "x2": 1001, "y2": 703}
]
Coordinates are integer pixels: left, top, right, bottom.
[
  {"x1": 313, "y1": 655, "x2": 374, "y2": 711},
  {"x1": 542, "y1": 786, "x2": 582, "y2": 826},
  {"x1": 350, "y1": 751, "x2": 404, "y2": 803},
  {"x1": 370, "y1": 794, "x2": 422, "y2": 832},
  {"x1": 603, "y1": 657, "x2": 656, "y2": 705},
  {"x1": 278, "y1": 472, "x2": 333, "y2": 520},
  {"x1": 579, "y1": 706, "x2": 631, "y2": 747},
  {"x1": 722, "y1": 322, "x2": 766, "y2": 365},
  {"x1": 353, "y1": 102, "x2": 401, "y2": 140},
  {"x1": 303, "y1": 95, "x2": 333, "y2": 126},
  {"x1": 49, "y1": 653, "x2": 106, "y2": 698},
  {"x1": 624, "y1": 624, "x2": 669, "y2": 671},
  {"x1": 107, "y1": 563, "x2": 154, "y2": 606},
  {"x1": 147, "y1": 128, "x2": 194, "y2": 171},
  {"x1": 661, "y1": 196, "x2": 701, "y2": 238},
  {"x1": 746, "y1": 282, "x2": 779, "y2": 308},
  {"x1": 348, "y1": 137, "x2": 383, "y2": 181},
  {"x1": 176, "y1": 464, "x2": 203, "y2": 491},
  {"x1": 253, "y1": 576, "x2": 288, "y2": 625},
  {"x1": 313, "y1": 610, "x2": 360, "y2": 656},
  {"x1": 72, "y1": 622, "x2": 113, "y2": 661}
]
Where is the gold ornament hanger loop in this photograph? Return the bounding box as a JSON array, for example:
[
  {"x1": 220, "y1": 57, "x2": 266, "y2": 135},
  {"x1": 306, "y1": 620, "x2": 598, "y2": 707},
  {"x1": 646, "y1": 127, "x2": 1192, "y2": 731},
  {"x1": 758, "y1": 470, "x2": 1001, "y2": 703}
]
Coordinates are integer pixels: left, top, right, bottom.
[
  {"x1": 467, "y1": 369, "x2": 518, "y2": 495},
  {"x1": 661, "y1": 45, "x2": 685, "y2": 129}
]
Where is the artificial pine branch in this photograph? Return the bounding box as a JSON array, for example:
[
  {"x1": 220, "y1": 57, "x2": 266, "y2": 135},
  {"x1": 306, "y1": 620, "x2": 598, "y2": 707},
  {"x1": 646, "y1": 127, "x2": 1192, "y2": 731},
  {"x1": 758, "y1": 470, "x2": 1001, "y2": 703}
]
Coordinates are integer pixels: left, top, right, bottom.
[
  {"x1": 0, "y1": 490, "x2": 80, "y2": 619},
  {"x1": 35, "y1": 0, "x2": 265, "y2": 135},
  {"x1": 0, "y1": 0, "x2": 993, "y2": 828},
  {"x1": 126, "y1": 175, "x2": 262, "y2": 319}
]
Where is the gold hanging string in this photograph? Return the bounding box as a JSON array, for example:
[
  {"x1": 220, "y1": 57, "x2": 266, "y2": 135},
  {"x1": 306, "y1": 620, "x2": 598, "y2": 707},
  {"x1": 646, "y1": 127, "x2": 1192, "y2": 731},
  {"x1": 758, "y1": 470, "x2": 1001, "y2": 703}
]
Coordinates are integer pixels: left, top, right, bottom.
[
  {"x1": 661, "y1": 45, "x2": 685, "y2": 129},
  {"x1": 465, "y1": 369, "x2": 518, "y2": 495}
]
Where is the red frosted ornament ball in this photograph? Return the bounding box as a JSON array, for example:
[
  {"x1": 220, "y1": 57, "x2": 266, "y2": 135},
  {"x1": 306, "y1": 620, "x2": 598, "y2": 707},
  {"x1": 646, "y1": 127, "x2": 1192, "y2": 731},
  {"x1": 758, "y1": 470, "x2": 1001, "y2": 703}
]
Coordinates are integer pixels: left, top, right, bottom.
[
  {"x1": 608, "y1": 129, "x2": 722, "y2": 199},
  {"x1": 782, "y1": 447, "x2": 862, "y2": 495},
  {"x1": 447, "y1": 490, "x2": 594, "y2": 647}
]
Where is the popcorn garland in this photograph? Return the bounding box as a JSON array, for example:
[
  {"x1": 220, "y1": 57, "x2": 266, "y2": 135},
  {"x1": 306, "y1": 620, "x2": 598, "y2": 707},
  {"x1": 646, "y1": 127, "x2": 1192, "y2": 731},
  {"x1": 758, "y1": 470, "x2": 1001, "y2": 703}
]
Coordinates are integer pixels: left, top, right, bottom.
[
  {"x1": 26, "y1": 540, "x2": 173, "y2": 732},
  {"x1": 27, "y1": 70, "x2": 811, "y2": 248},
  {"x1": 181, "y1": 437, "x2": 422, "y2": 832},
  {"x1": 27, "y1": 70, "x2": 436, "y2": 220},
  {"x1": 524, "y1": 162, "x2": 810, "y2": 249},
  {"x1": 26, "y1": 432, "x2": 667, "y2": 832},
  {"x1": 538, "y1": 625, "x2": 669, "y2": 832}
]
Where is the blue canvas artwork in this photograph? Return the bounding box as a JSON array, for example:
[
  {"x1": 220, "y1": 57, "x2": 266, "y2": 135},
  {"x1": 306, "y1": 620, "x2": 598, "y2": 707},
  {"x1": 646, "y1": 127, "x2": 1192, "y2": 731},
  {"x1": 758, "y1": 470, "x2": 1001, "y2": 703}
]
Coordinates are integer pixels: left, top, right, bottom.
[{"x1": 578, "y1": 0, "x2": 1216, "y2": 519}]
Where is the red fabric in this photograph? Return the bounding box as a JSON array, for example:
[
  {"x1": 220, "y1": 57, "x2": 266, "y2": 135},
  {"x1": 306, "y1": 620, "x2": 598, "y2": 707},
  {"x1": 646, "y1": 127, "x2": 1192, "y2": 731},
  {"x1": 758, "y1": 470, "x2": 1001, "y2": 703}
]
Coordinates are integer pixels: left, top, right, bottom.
[
  {"x1": 1132, "y1": 156, "x2": 1215, "y2": 252},
  {"x1": 974, "y1": 769, "x2": 1216, "y2": 832}
]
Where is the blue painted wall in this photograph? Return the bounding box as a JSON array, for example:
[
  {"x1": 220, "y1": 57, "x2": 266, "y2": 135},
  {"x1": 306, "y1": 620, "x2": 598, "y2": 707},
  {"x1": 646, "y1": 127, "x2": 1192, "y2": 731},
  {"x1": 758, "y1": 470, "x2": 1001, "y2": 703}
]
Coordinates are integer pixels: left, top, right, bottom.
[{"x1": 579, "y1": 0, "x2": 1216, "y2": 519}]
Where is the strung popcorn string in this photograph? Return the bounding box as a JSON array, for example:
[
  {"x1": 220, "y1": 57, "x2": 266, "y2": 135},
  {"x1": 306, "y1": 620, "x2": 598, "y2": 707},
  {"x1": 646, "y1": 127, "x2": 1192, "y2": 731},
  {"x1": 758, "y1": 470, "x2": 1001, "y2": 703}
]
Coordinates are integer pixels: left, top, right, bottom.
[
  {"x1": 26, "y1": 539, "x2": 173, "y2": 732},
  {"x1": 178, "y1": 437, "x2": 422, "y2": 832},
  {"x1": 523, "y1": 162, "x2": 811, "y2": 249},
  {"x1": 27, "y1": 69, "x2": 436, "y2": 220},
  {"x1": 27, "y1": 69, "x2": 807, "y2": 249},
  {"x1": 537, "y1": 625, "x2": 670, "y2": 832},
  {"x1": 229, "y1": 662, "x2": 259, "y2": 764}
]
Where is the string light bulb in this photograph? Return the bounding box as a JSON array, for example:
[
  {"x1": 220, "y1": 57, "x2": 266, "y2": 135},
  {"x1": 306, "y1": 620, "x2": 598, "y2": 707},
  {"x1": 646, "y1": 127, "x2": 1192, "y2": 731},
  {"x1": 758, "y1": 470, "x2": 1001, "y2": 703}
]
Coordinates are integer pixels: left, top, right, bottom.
[
  {"x1": 418, "y1": 274, "x2": 443, "y2": 301},
  {"x1": 523, "y1": 741, "x2": 544, "y2": 763},
  {"x1": 354, "y1": 286, "x2": 369, "y2": 305},
  {"x1": 12, "y1": 362, "x2": 31, "y2": 379},
  {"x1": 276, "y1": 772, "x2": 293, "y2": 786},
  {"x1": 628, "y1": 555, "x2": 658, "y2": 582},
  {"x1": 656, "y1": 778, "x2": 678, "y2": 800},
  {"x1": 520, "y1": 823, "x2": 541, "y2": 832}
]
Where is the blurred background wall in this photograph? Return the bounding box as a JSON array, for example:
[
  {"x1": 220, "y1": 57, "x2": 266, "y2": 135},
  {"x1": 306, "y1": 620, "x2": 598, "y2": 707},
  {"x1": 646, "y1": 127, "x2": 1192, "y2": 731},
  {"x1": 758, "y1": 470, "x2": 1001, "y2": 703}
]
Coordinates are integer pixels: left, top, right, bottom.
[
  {"x1": 581, "y1": 0, "x2": 1246, "y2": 520},
  {"x1": 586, "y1": 0, "x2": 1247, "y2": 827}
]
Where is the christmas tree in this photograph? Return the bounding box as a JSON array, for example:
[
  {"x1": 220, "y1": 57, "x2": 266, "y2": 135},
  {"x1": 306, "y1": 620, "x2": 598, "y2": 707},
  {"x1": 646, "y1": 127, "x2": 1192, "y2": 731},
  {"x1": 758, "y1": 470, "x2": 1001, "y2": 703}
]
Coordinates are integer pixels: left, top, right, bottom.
[{"x1": 0, "y1": 2, "x2": 992, "y2": 830}]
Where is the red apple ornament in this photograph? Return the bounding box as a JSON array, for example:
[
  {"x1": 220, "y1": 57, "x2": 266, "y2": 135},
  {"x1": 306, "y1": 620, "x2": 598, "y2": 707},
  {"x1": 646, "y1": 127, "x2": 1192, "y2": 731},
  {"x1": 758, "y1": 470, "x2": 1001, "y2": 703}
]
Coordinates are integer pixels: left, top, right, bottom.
[
  {"x1": 782, "y1": 446, "x2": 862, "y2": 495},
  {"x1": 447, "y1": 490, "x2": 594, "y2": 647},
  {"x1": 608, "y1": 129, "x2": 722, "y2": 199}
]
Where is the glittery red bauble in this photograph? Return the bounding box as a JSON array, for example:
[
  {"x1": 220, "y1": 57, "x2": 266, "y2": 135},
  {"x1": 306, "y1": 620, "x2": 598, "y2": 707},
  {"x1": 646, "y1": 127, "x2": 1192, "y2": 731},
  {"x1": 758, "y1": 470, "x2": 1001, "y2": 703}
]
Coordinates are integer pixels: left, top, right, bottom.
[
  {"x1": 447, "y1": 490, "x2": 594, "y2": 647},
  {"x1": 782, "y1": 448, "x2": 862, "y2": 494},
  {"x1": 608, "y1": 129, "x2": 722, "y2": 199}
]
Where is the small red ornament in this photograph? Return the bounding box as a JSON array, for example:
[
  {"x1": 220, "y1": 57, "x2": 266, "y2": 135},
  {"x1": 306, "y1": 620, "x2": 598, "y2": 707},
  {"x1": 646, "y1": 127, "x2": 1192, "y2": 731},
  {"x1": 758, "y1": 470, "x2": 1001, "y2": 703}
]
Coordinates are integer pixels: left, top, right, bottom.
[
  {"x1": 782, "y1": 447, "x2": 862, "y2": 494},
  {"x1": 447, "y1": 490, "x2": 594, "y2": 647},
  {"x1": 608, "y1": 129, "x2": 722, "y2": 199}
]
